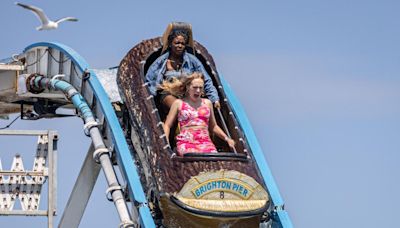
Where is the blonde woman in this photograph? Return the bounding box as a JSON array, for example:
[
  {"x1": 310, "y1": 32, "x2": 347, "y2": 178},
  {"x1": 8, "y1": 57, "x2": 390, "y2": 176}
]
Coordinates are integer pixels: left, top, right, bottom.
[{"x1": 161, "y1": 72, "x2": 235, "y2": 156}]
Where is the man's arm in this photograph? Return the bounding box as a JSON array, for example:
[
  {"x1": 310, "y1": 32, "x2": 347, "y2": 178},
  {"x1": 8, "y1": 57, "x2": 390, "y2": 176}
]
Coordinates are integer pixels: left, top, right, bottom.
[
  {"x1": 145, "y1": 52, "x2": 169, "y2": 96},
  {"x1": 145, "y1": 61, "x2": 161, "y2": 96}
]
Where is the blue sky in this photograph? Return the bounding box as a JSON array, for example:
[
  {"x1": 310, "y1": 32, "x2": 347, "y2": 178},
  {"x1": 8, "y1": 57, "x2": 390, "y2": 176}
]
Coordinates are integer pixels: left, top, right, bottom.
[{"x1": 1, "y1": 0, "x2": 400, "y2": 227}]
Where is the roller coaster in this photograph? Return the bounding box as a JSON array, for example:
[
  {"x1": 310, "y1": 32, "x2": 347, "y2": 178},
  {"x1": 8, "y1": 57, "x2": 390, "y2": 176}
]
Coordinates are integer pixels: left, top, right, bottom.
[{"x1": 0, "y1": 23, "x2": 292, "y2": 227}]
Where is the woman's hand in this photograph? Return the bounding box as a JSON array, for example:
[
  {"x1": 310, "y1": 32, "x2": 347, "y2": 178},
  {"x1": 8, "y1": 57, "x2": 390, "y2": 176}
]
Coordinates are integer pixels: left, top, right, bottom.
[
  {"x1": 166, "y1": 59, "x2": 174, "y2": 71},
  {"x1": 214, "y1": 101, "x2": 221, "y2": 109},
  {"x1": 225, "y1": 137, "x2": 236, "y2": 150}
]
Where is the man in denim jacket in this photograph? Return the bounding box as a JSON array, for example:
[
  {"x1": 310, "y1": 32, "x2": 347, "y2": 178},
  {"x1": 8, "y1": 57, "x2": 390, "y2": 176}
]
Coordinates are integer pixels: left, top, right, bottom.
[{"x1": 145, "y1": 29, "x2": 220, "y2": 109}]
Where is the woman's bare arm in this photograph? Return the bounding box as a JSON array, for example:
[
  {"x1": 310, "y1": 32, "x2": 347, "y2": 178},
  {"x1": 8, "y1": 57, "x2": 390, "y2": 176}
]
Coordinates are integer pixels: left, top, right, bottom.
[
  {"x1": 163, "y1": 99, "x2": 180, "y2": 144},
  {"x1": 206, "y1": 99, "x2": 236, "y2": 149}
]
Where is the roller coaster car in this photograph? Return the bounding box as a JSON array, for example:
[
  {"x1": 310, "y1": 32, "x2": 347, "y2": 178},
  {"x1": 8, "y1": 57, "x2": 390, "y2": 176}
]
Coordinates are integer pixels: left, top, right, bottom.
[{"x1": 117, "y1": 22, "x2": 270, "y2": 227}]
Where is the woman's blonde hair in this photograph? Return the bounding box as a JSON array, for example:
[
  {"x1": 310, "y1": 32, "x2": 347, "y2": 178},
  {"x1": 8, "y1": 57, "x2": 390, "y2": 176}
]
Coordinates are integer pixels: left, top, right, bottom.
[{"x1": 159, "y1": 72, "x2": 204, "y2": 97}]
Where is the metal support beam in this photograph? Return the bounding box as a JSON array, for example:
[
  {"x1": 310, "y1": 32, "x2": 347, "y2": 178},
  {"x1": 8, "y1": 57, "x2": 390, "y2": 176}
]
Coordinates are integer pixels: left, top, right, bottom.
[
  {"x1": 58, "y1": 144, "x2": 101, "y2": 228},
  {"x1": 0, "y1": 210, "x2": 48, "y2": 216},
  {"x1": 0, "y1": 64, "x2": 24, "y2": 71},
  {"x1": 48, "y1": 131, "x2": 58, "y2": 228}
]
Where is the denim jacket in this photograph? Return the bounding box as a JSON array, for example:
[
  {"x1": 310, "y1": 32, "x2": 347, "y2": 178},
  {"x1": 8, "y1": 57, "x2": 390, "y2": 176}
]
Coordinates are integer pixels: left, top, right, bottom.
[{"x1": 145, "y1": 51, "x2": 219, "y2": 103}]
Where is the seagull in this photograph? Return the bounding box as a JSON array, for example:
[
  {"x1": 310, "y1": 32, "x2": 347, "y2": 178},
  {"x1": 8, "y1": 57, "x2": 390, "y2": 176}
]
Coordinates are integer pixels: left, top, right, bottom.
[{"x1": 15, "y1": 2, "x2": 78, "y2": 31}]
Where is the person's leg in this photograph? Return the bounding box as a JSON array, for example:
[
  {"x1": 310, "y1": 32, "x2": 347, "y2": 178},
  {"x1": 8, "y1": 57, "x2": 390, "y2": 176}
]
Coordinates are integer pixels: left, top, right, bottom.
[{"x1": 162, "y1": 95, "x2": 177, "y2": 109}]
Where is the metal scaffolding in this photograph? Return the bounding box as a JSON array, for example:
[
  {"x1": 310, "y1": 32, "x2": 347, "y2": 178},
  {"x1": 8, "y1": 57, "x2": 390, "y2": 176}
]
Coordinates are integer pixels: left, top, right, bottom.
[{"x1": 0, "y1": 130, "x2": 58, "y2": 228}]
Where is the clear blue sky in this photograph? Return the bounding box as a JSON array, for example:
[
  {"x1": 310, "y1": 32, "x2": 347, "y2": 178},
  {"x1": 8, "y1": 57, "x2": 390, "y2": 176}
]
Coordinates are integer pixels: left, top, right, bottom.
[{"x1": 1, "y1": 0, "x2": 400, "y2": 227}]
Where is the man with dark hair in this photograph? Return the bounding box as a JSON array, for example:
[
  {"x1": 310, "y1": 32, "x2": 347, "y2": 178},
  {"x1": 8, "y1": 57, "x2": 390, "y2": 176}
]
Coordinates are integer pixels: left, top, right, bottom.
[{"x1": 145, "y1": 25, "x2": 220, "y2": 109}]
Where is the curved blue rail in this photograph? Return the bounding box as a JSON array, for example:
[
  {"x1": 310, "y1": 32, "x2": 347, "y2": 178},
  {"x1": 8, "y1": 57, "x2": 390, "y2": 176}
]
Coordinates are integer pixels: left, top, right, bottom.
[
  {"x1": 220, "y1": 75, "x2": 293, "y2": 228},
  {"x1": 24, "y1": 42, "x2": 155, "y2": 228}
]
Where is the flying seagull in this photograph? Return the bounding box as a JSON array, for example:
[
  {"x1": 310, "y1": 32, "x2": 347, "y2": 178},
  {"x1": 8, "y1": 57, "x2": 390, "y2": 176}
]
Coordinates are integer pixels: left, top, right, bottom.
[{"x1": 15, "y1": 2, "x2": 78, "y2": 31}]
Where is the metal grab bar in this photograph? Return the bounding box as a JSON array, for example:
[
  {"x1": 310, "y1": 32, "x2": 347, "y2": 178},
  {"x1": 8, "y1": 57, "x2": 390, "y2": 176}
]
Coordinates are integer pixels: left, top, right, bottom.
[{"x1": 216, "y1": 108, "x2": 237, "y2": 154}]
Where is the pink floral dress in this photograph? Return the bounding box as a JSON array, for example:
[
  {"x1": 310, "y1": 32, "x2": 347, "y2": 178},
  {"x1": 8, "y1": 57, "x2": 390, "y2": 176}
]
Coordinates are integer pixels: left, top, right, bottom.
[{"x1": 176, "y1": 99, "x2": 217, "y2": 155}]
